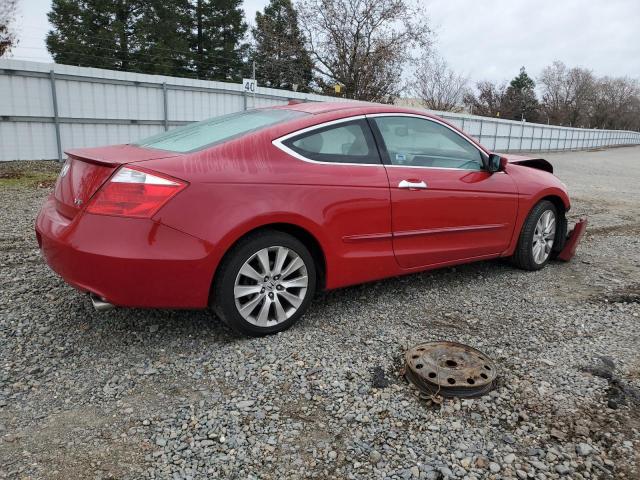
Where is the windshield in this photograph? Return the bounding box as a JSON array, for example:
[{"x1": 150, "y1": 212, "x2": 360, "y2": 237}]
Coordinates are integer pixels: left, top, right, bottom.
[{"x1": 134, "y1": 109, "x2": 309, "y2": 153}]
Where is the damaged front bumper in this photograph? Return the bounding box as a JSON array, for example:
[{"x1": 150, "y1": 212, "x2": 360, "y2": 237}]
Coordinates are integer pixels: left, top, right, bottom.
[{"x1": 557, "y1": 217, "x2": 588, "y2": 261}]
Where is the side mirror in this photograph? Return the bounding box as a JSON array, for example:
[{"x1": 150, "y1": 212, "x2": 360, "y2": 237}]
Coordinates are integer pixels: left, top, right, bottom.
[{"x1": 487, "y1": 153, "x2": 507, "y2": 173}]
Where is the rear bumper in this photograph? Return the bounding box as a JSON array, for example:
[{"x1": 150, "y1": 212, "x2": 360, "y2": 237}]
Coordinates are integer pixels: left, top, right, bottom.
[
  {"x1": 557, "y1": 217, "x2": 588, "y2": 261},
  {"x1": 35, "y1": 195, "x2": 215, "y2": 308}
]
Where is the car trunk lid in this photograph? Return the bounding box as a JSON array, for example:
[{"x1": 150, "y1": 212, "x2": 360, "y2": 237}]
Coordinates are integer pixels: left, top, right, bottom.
[{"x1": 54, "y1": 145, "x2": 180, "y2": 219}]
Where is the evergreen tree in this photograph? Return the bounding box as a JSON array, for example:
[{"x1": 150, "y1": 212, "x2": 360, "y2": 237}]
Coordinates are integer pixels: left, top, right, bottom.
[
  {"x1": 46, "y1": 0, "x2": 192, "y2": 75},
  {"x1": 137, "y1": 0, "x2": 193, "y2": 77},
  {"x1": 503, "y1": 66, "x2": 540, "y2": 122},
  {"x1": 251, "y1": 0, "x2": 313, "y2": 92},
  {"x1": 191, "y1": 0, "x2": 248, "y2": 81},
  {"x1": 46, "y1": 0, "x2": 249, "y2": 80},
  {"x1": 47, "y1": 0, "x2": 117, "y2": 70}
]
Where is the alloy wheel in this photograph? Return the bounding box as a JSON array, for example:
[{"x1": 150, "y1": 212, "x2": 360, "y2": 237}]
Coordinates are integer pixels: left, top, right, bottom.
[
  {"x1": 233, "y1": 246, "x2": 309, "y2": 326},
  {"x1": 532, "y1": 210, "x2": 556, "y2": 264}
]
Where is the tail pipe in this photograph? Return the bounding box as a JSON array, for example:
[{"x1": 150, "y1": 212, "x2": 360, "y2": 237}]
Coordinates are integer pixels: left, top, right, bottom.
[{"x1": 90, "y1": 293, "x2": 115, "y2": 312}]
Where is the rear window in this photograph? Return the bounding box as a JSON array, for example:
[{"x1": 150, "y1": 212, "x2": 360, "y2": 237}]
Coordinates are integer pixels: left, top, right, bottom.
[{"x1": 134, "y1": 109, "x2": 309, "y2": 153}]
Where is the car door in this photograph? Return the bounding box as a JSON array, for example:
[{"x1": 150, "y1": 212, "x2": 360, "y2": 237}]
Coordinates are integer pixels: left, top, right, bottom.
[
  {"x1": 273, "y1": 116, "x2": 396, "y2": 287},
  {"x1": 369, "y1": 114, "x2": 518, "y2": 269}
]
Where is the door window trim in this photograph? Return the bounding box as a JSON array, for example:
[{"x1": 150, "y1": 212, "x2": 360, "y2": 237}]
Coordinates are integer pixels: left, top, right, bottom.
[
  {"x1": 272, "y1": 112, "x2": 491, "y2": 170},
  {"x1": 366, "y1": 113, "x2": 490, "y2": 170},
  {"x1": 272, "y1": 115, "x2": 382, "y2": 167}
]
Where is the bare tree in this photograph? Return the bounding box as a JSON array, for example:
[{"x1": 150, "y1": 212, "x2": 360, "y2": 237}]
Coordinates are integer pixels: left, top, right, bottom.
[
  {"x1": 412, "y1": 54, "x2": 468, "y2": 112},
  {"x1": 539, "y1": 61, "x2": 596, "y2": 127},
  {"x1": 539, "y1": 61, "x2": 569, "y2": 124},
  {"x1": 297, "y1": 0, "x2": 431, "y2": 103},
  {"x1": 565, "y1": 67, "x2": 597, "y2": 127},
  {"x1": 591, "y1": 76, "x2": 640, "y2": 130},
  {"x1": 538, "y1": 61, "x2": 640, "y2": 129},
  {"x1": 0, "y1": 0, "x2": 19, "y2": 57},
  {"x1": 463, "y1": 81, "x2": 507, "y2": 117}
]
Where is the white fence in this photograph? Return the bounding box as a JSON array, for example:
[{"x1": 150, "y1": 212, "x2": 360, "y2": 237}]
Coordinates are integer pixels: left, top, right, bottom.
[{"x1": 1, "y1": 59, "x2": 639, "y2": 161}]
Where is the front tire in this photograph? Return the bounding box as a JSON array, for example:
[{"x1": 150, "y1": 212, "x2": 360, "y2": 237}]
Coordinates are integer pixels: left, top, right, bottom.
[
  {"x1": 511, "y1": 200, "x2": 558, "y2": 271},
  {"x1": 212, "y1": 230, "x2": 316, "y2": 336}
]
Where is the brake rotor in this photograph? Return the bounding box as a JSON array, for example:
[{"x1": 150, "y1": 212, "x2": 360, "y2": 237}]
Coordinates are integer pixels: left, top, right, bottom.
[{"x1": 404, "y1": 341, "x2": 497, "y2": 398}]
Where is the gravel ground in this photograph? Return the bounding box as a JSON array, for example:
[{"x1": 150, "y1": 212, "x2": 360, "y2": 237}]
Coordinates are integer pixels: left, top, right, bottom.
[{"x1": 1, "y1": 147, "x2": 639, "y2": 480}]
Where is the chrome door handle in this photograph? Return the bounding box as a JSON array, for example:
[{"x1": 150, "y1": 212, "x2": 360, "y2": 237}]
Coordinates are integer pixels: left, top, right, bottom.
[{"x1": 398, "y1": 180, "x2": 427, "y2": 189}]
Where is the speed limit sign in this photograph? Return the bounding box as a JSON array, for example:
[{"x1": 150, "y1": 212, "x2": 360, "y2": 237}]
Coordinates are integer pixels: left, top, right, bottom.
[{"x1": 242, "y1": 78, "x2": 257, "y2": 93}]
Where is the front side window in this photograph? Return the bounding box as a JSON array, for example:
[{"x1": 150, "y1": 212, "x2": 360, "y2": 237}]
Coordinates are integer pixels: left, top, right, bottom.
[
  {"x1": 282, "y1": 119, "x2": 380, "y2": 164},
  {"x1": 135, "y1": 109, "x2": 309, "y2": 153},
  {"x1": 372, "y1": 116, "x2": 485, "y2": 170}
]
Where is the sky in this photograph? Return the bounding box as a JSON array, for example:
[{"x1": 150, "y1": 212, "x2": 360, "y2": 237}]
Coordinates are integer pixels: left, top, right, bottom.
[{"x1": 8, "y1": 0, "x2": 640, "y2": 86}]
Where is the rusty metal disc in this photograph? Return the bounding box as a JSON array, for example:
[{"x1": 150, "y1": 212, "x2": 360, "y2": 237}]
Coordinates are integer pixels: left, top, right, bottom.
[{"x1": 404, "y1": 341, "x2": 497, "y2": 398}]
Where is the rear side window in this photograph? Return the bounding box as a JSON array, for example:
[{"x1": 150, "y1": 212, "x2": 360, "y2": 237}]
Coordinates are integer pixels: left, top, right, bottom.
[
  {"x1": 135, "y1": 109, "x2": 309, "y2": 153},
  {"x1": 282, "y1": 120, "x2": 380, "y2": 164}
]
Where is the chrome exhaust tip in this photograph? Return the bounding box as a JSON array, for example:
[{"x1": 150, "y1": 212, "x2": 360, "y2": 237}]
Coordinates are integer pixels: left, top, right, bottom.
[{"x1": 90, "y1": 293, "x2": 115, "y2": 312}]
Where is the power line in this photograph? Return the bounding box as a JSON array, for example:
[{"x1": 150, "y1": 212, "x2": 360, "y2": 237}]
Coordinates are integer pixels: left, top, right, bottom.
[
  {"x1": 16, "y1": 26, "x2": 252, "y2": 66},
  {"x1": 16, "y1": 42, "x2": 280, "y2": 75},
  {"x1": 14, "y1": 49, "x2": 240, "y2": 72},
  {"x1": 8, "y1": 36, "x2": 252, "y2": 80},
  {"x1": 5, "y1": 50, "x2": 247, "y2": 82},
  {"x1": 15, "y1": 33, "x2": 250, "y2": 66}
]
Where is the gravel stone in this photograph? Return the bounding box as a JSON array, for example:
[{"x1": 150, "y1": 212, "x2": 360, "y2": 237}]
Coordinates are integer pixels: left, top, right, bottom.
[
  {"x1": 438, "y1": 466, "x2": 454, "y2": 477},
  {"x1": 236, "y1": 400, "x2": 255, "y2": 410},
  {"x1": 576, "y1": 442, "x2": 594, "y2": 456},
  {"x1": 1, "y1": 151, "x2": 640, "y2": 479}
]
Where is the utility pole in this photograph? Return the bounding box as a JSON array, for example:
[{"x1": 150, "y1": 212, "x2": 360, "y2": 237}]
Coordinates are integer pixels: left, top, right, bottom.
[
  {"x1": 252, "y1": 61, "x2": 256, "y2": 108},
  {"x1": 197, "y1": 0, "x2": 203, "y2": 78}
]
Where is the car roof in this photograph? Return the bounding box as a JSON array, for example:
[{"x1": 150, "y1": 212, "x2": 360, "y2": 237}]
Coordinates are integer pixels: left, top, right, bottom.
[
  {"x1": 278, "y1": 101, "x2": 371, "y2": 114},
  {"x1": 275, "y1": 101, "x2": 425, "y2": 116},
  {"x1": 265, "y1": 101, "x2": 490, "y2": 156}
]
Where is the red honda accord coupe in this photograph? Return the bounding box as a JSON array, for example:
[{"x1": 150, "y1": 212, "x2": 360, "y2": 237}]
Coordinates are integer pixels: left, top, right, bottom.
[{"x1": 36, "y1": 102, "x2": 586, "y2": 336}]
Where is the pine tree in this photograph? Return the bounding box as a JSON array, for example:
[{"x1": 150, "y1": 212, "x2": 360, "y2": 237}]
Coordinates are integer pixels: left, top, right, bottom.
[
  {"x1": 47, "y1": 0, "x2": 144, "y2": 71},
  {"x1": 503, "y1": 67, "x2": 540, "y2": 122},
  {"x1": 137, "y1": 0, "x2": 193, "y2": 77},
  {"x1": 251, "y1": 0, "x2": 313, "y2": 92},
  {"x1": 190, "y1": 0, "x2": 248, "y2": 81},
  {"x1": 47, "y1": 0, "x2": 193, "y2": 77}
]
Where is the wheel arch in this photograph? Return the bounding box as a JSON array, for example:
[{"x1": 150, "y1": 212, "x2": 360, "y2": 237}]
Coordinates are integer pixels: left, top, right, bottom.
[
  {"x1": 260, "y1": 222, "x2": 327, "y2": 290},
  {"x1": 539, "y1": 194, "x2": 568, "y2": 215},
  {"x1": 505, "y1": 190, "x2": 569, "y2": 257},
  {"x1": 208, "y1": 221, "x2": 328, "y2": 305}
]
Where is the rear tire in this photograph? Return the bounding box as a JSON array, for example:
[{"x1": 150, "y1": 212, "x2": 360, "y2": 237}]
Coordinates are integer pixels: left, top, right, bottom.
[
  {"x1": 212, "y1": 230, "x2": 316, "y2": 336},
  {"x1": 511, "y1": 200, "x2": 558, "y2": 271}
]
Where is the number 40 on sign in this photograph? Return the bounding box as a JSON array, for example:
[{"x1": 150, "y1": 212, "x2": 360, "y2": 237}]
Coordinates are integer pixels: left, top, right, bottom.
[{"x1": 242, "y1": 78, "x2": 257, "y2": 93}]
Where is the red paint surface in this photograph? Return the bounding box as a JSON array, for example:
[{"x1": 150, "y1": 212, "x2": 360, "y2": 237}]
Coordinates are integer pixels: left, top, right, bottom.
[
  {"x1": 557, "y1": 217, "x2": 588, "y2": 261},
  {"x1": 35, "y1": 102, "x2": 581, "y2": 308}
]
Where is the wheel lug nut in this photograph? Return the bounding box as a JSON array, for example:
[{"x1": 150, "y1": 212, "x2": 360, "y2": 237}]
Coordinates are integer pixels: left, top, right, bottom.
[
  {"x1": 264, "y1": 276, "x2": 269, "y2": 282},
  {"x1": 276, "y1": 285, "x2": 283, "y2": 291},
  {"x1": 274, "y1": 275, "x2": 280, "y2": 280},
  {"x1": 260, "y1": 288, "x2": 265, "y2": 293},
  {"x1": 268, "y1": 292, "x2": 274, "y2": 299}
]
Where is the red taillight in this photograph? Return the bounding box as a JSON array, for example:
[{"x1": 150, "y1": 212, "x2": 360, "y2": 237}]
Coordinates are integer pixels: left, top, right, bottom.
[{"x1": 86, "y1": 166, "x2": 187, "y2": 218}]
